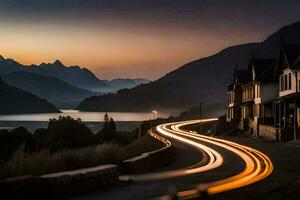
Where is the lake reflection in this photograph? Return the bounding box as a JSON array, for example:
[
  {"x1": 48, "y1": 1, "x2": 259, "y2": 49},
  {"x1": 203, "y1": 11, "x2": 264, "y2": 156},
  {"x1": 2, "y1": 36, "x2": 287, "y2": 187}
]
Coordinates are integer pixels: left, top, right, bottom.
[{"x1": 0, "y1": 110, "x2": 170, "y2": 122}]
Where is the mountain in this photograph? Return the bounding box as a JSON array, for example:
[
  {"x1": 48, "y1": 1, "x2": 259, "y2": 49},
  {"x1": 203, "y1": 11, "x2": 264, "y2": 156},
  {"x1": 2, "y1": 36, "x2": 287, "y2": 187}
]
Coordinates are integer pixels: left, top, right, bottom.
[
  {"x1": 2, "y1": 71, "x2": 98, "y2": 108},
  {"x1": 104, "y1": 78, "x2": 150, "y2": 92},
  {"x1": 0, "y1": 78, "x2": 60, "y2": 114},
  {"x1": 0, "y1": 58, "x2": 110, "y2": 92},
  {"x1": 77, "y1": 21, "x2": 300, "y2": 113},
  {"x1": 0, "y1": 56, "x2": 23, "y2": 75},
  {"x1": 26, "y1": 60, "x2": 110, "y2": 92}
]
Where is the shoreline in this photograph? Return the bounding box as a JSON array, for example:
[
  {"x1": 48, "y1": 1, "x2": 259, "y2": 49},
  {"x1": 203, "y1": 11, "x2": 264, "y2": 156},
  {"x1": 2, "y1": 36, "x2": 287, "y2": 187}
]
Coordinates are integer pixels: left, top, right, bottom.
[{"x1": 0, "y1": 121, "x2": 142, "y2": 132}]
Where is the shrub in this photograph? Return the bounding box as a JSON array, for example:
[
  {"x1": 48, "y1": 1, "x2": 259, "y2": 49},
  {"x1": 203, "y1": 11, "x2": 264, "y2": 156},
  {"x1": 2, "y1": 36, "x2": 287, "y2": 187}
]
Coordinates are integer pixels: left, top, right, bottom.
[
  {"x1": 0, "y1": 127, "x2": 37, "y2": 161},
  {"x1": 40, "y1": 116, "x2": 96, "y2": 152}
]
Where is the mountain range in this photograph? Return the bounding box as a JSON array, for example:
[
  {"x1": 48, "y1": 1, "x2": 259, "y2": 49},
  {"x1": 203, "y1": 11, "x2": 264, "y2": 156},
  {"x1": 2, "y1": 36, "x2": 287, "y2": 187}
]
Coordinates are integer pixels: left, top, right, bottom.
[
  {"x1": 2, "y1": 71, "x2": 97, "y2": 108},
  {"x1": 0, "y1": 77, "x2": 60, "y2": 114},
  {"x1": 77, "y1": 21, "x2": 300, "y2": 113},
  {"x1": 0, "y1": 57, "x2": 149, "y2": 108}
]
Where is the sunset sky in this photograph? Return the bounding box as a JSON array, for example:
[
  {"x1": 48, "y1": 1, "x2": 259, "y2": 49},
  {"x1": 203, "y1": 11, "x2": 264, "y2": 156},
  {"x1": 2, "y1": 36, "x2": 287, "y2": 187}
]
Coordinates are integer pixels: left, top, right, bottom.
[{"x1": 1, "y1": 0, "x2": 300, "y2": 80}]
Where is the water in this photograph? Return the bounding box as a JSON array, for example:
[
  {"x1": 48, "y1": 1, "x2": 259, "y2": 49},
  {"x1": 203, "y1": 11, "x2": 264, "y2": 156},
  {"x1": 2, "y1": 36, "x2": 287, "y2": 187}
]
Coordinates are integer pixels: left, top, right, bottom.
[{"x1": 0, "y1": 110, "x2": 170, "y2": 122}]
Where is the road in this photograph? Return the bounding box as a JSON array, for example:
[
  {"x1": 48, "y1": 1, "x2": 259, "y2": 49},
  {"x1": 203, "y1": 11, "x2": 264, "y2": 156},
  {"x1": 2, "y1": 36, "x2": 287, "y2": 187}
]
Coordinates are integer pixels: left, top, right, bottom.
[{"x1": 74, "y1": 119, "x2": 274, "y2": 200}]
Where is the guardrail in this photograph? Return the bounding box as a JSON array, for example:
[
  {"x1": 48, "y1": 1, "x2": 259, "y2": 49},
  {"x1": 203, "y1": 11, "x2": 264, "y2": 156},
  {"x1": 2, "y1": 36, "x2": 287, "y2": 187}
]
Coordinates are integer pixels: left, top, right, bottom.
[{"x1": 120, "y1": 130, "x2": 173, "y2": 174}]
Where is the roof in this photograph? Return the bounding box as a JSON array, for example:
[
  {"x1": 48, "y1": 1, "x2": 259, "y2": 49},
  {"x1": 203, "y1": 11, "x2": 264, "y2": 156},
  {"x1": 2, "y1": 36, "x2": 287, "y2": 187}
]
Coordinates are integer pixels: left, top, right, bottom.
[
  {"x1": 227, "y1": 83, "x2": 234, "y2": 91},
  {"x1": 250, "y1": 58, "x2": 277, "y2": 83},
  {"x1": 281, "y1": 44, "x2": 300, "y2": 68},
  {"x1": 234, "y1": 69, "x2": 251, "y2": 84}
]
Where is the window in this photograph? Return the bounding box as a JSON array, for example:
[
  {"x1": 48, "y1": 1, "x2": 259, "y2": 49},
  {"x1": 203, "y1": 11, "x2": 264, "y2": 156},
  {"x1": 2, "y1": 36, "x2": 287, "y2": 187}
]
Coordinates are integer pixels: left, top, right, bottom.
[
  {"x1": 284, "y1": 74, "x2": 288, "y2": 90},
  {"x1": 288, "y1": 73, "x2": 291, "y2": 90},
  {"x1": 281, "y1": 75, "x2": 284, "y2": 91},
  {"x1": 255, "y1": 85, "x2": 260, "y2": 98}
]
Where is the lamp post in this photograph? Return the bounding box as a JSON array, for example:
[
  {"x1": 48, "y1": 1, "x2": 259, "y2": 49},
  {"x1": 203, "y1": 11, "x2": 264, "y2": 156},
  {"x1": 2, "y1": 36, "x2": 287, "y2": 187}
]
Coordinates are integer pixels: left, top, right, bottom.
[{"x1": 150, "y1": 110, "x2": 158, "y2": 131}]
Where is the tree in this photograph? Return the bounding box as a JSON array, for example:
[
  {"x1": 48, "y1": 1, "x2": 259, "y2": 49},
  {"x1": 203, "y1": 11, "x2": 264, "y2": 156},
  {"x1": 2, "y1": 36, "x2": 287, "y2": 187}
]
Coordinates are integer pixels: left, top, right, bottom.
[
  {"x1": 0, "y1": 127, "x2": 37, "y2": 160},
  {"x1": 40, "y1": 116, "x2": 95, "y2": 152},
  {"x1": 98, "y1": 114, "x2": 117, "y2": 142},
  {"x1": 109, "y1": 117, "x2": 117, "y2": 132},
  {"x1": 102, "y1": 113, "x2": 109, "y2": 132}
]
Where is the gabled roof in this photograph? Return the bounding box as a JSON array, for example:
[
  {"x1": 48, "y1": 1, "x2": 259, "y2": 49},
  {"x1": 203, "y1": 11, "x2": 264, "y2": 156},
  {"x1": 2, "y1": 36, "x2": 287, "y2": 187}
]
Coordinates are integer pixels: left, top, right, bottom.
[
  {"x1": 234, "y1": 69, "x2": 251, "y2": 84},
  {"x1": 281, "y1": 44, "x2": 300, "y2": 68},
  {"x1": 249, "y1": 58, "x2": 277, "y2": 83},
  {"x1": 227, "y1": 82, "x2": 234, "y2": 91}
]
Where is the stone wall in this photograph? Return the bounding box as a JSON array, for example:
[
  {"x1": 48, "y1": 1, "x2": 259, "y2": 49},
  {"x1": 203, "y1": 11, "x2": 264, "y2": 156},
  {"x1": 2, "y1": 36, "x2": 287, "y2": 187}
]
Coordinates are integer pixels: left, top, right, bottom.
[
  {"x1": 259, "y1": 124, "x2": 280, "y2": 141},
  {"x1": 0, "y1": 165, "x2": 119, "y2": 198}
]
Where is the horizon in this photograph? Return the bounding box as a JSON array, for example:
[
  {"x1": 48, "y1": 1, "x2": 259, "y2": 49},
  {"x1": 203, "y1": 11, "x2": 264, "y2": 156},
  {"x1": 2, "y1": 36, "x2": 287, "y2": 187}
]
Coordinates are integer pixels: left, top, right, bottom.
[{"x1": 1, "y1": 0, "x2": 300, "y2": 80}]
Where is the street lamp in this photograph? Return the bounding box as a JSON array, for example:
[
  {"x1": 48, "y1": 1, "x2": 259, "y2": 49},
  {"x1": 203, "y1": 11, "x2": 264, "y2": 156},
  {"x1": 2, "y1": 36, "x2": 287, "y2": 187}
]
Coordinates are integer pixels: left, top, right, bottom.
[
  {"x1": 150, "y1": 110, "x2": 158, "y2": 130},
  {"x1": 152, "y1": 110, "x2": 158, "y2": 119}
]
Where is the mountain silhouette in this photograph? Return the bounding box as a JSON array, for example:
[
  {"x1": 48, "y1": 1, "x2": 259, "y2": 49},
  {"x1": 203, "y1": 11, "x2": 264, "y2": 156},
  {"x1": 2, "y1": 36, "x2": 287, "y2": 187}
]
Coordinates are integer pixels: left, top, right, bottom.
[
  {"x1": 27, "y1": 61, "x2": 110, "y2": 92},
  {"x1": 2, "y1": 71, "x2": 98, "y2": 108},
  {"x1": 77, "y1": 21, "x2": 300, "y2": 112},
  {"x1": 0, "y1": 78, "x2": 60, "y2": 114},
  {"x1": 104, "y1": 78, "x2": 150, "y2": 92},
  {"x1": 0, "y1": 57, "x2": 149, "y2": 95}
]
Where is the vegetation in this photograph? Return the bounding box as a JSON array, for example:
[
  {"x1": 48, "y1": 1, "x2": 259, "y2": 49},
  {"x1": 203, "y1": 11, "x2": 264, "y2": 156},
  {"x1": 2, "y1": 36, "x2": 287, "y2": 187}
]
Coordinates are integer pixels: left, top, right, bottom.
[
  {"x1": 0, "y1": 114, "x2": 161, "y2": 179},
  {"x1": 1, "y1": 107, "x2": 217, "y2": 179},
  {"x1": 0, "y1": 143, "x2": 124, "y2": 179}
]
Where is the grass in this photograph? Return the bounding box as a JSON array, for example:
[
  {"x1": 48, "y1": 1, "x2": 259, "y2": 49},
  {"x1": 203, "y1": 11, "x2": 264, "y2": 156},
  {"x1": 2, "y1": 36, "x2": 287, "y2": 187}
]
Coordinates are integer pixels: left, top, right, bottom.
[
  {"x1": 0, "y1": 143, "x2": 125, "y2": 179},
  {"x1": 0, "y1": 133, "x2": 165, "y2": 179}
]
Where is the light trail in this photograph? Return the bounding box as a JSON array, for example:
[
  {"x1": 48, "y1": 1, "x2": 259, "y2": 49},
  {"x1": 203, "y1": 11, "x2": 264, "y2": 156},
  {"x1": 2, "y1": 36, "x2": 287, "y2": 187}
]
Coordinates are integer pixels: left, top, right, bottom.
[
  {"x1": 119, "y1": 120, "x2": 223, "y2": 182},
  {"x1": 120, "y1": 119, "x2": 273, "y2": 199},
  {"x1": 165, "y1": 119, "x2": 273, "y2": 198}
]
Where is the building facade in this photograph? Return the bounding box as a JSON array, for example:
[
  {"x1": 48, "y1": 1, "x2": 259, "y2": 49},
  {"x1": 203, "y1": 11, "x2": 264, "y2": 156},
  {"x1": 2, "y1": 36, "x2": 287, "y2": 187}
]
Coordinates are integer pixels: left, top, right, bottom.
[
  {"x1": 273, "y1": 44, "x2": 300, "y2": 141},
  {"x1": 226, "y1": 69, "x2": 251, "y2": 123}
]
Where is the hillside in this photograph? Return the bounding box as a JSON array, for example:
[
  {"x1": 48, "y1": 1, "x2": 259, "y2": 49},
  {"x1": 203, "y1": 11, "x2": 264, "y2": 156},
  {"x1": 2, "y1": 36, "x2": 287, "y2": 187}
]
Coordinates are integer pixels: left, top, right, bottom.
[
  {"x1": 77, "y1": 21, "x2": 300, "y2": 112},
  {"x1": 0, "y1": 78, "x2": 60, "y2": 114},
  {"x1": 2, "y1": 71, "x2": 98, "y2": 108},
  {"x1": 104, "y1": 78, "x2": 150, "y2": 92}
]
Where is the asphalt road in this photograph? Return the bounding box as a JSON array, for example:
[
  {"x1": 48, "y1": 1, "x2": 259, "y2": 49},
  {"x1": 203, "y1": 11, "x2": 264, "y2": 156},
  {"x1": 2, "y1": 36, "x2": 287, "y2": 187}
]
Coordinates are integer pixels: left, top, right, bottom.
[{"x1": 72, "y1": 119, "x2": 298, "y2": 200}]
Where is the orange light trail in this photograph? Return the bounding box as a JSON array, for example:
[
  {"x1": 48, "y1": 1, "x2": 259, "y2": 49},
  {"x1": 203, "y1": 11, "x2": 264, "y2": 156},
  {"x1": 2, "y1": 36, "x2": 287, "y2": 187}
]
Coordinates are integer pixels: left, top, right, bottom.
[{"x1": 119, "y1": 119, "x2": 273, "y2": 199}]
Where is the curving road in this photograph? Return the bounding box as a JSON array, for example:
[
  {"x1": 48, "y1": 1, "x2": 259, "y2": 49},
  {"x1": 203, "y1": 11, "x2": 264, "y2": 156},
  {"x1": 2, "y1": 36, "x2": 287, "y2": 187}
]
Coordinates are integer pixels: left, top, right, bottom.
[
  {"x1": 75, "y1": 119, "x2": 273, "y2": 200},
  {"x1": 121, "y1": 119, "x2": 273, "y2": 199}
]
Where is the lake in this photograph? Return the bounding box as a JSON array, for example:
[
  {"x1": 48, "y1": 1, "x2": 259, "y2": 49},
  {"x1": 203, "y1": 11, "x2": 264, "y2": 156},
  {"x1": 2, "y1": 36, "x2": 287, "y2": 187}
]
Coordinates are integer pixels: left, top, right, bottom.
[
  {"x1": 0, "y1": 110, "x2": 172, "y2": 132},
  {"x1": 0, "y1": 110, "x2": 170, "y2": 122}
]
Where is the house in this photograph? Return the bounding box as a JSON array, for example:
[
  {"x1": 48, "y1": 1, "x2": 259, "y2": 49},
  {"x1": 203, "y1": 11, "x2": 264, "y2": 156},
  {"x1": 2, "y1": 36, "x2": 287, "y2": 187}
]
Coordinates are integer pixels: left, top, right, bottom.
[
  {"x1": 273, "y1": 44, "x2": 300, "y2": 141},
  {"x1": 226, "y1": 69, "x2": 251, "y2": 123},
  {"x1": 234, "y1": 58, "x2": 278, "y2": 135},
  {"x1": 248, "y1": 58, "x2": 278, "y2": 136}
]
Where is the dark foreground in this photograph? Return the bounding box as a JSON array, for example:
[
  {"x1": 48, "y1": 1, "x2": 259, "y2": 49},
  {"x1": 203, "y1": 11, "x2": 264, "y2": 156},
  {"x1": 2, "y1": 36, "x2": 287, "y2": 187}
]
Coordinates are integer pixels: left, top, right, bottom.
[{"x1": 72, "y1": 135, "x2": 300, "y2": 200}]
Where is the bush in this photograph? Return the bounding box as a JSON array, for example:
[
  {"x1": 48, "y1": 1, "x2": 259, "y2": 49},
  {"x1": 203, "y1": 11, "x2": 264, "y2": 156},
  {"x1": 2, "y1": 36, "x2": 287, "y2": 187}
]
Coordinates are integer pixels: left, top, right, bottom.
[
  {"x1": 0, "y1": 127, "x2": 37, "y2": 161},
  {"x1": 40, "y1": 116, "x2": 96, "y2": 152}
]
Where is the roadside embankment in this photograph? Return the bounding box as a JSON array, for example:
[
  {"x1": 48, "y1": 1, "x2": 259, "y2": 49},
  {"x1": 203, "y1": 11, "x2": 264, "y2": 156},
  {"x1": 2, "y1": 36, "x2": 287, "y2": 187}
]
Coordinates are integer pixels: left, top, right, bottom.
[
  {"x1": 121, "y1": 130, "x2": 173, "y2": 174},
  {"x1": 0, "y1": 131, "x2": 174, "y2": 199}
]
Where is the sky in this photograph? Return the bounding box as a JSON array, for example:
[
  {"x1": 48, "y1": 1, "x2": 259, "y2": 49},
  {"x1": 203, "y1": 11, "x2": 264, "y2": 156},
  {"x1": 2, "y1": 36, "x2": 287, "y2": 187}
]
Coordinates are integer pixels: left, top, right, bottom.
[{"x1": 1, "y1": 0, "x2": 300, "y2": 80}]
